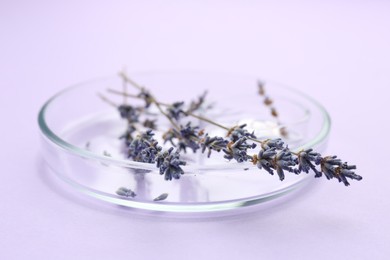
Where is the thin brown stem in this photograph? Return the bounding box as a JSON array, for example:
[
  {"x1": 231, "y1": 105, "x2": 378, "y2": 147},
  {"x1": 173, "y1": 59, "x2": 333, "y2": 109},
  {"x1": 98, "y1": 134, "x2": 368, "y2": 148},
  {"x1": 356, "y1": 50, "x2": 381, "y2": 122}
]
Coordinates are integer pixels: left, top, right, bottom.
[
  {"x1": 97, "y1": 93, "x2": 117, "y2": 107},
  {"x1": 186, "y1": 112, "x2": 230, "y2": 131},
  {"x1": 118, "y1": 71, "x2": 143, "y2": 90}
]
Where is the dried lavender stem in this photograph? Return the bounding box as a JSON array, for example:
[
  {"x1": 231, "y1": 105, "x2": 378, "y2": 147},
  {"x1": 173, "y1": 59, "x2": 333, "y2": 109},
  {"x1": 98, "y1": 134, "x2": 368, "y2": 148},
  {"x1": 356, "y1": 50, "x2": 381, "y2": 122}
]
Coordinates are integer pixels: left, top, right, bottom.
[
  {"x1": 185, "y1": 112, "x2": 230, "y2": 131},
  {"x1": 107, "y1": 89, "x2": 143, "y2": 100},
  {"x1": 97, "y1": 93, "x2": 117, "y2": 107},
  {"x1": 119, "y1": 71, "x2": 143, "y2": 90}
]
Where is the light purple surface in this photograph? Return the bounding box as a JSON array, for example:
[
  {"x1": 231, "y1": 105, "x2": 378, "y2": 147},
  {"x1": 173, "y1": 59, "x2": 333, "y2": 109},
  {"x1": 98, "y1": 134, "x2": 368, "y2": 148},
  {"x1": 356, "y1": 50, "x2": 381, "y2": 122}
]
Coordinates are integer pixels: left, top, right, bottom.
[{"x1": 1, "y1": 1, "x2": 389, "y2": 259}]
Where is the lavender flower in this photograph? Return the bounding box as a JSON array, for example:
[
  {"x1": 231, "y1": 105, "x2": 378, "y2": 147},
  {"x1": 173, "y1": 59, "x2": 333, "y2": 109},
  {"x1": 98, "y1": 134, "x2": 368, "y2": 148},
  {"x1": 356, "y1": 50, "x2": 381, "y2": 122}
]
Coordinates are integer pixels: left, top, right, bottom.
[
  {"x1": 273, "y1": 148, "x2": 297, "y2": 181},
  {"x1": 143, "y1": 119, "x2": 157, "y2": 130},
  {"x1": 335, "y1": 162, "x2": 361, "y2": 186},
  {"x1": 128, "y1": 130, "x2": 161, "y2": 163},
  {"x1": 320, "y1": 155, "x2": 343, "y2": 180},
  {"x1": 187, "y1": 91, "x2": 208, "y2": 113},
  {"x1": 296, "y1": 148, "x2": 322, "y2": 177},
  {"x1": 177, "y1": 122, "x2": 200, "y2": 153},
  {"x1": 167, "y1": 102, "x2": 187, "y2": 121},
  {"x1": 262, "y1": 138, "x2": 285, "y2": 150},
  {"x1": 223, "y1": 137, "x2": 257, "y2": 163},
  {"x1": 200, "y1": 134, "x2": 229, "y2": 157},
  {"x1": 118, "y1": 104, "x2": 140, "y2": 122},
  {"x1": 228, "y1": 124, "x2": 256, "y2": 142},
  {"x1": 156, "y1": 147, "x2": 187, "y2": 181},
  {"x1": 162, "y1": 129, "x2": 176, "y2": 146},
  {"x1": 254, "y1": 147, "x2": 277, "y2": 175}
]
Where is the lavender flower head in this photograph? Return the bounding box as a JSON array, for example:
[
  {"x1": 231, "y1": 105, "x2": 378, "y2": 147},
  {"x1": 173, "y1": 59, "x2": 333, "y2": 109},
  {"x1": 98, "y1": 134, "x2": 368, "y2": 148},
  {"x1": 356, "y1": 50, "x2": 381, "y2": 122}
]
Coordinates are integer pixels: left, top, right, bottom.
[
  {"x1": 200, "y1": 134, "x2": 229, "y2": 158},
  {"x1": 118, "y1": 104, "x2": 140, "y2": 122},
  {"x1": 223, "y1": 137, "x2": 257, "y2": 163},
  {"x1": 156, "y1": 147, "x2": 186, "y2": 181},
  {"x1": 167, "y1": 102, "x2": 187, "y2": 121},
  {"x1": 228, "y1": 124, "x2": 257, "y2": 142}
]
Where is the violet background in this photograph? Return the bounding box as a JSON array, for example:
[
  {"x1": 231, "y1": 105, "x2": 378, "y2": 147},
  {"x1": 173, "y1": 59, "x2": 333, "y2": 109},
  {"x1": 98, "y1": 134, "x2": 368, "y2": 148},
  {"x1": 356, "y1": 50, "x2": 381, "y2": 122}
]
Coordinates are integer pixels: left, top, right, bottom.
[{"x1": 1, "y1": 1, "x2": 389, "y2": 259}]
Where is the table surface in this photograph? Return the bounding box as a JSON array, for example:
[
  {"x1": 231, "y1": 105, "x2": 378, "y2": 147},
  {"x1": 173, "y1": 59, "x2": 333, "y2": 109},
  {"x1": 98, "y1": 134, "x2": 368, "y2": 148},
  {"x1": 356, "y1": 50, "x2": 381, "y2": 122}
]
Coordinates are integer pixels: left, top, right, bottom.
[{"x1": 1, "y1": 1, "x2": 389, "y2": 259}]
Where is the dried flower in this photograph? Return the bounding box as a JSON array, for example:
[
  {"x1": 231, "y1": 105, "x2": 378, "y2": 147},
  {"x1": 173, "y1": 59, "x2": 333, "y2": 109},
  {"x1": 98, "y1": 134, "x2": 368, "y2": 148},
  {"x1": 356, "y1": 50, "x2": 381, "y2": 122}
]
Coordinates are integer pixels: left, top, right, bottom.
[
  {"x1": 118, "y1": 104, "x2": 140, "y2": 122},
  {"x1": 167, "y1": 102, "x2": 187, "y2": 121},
  {"x1": 177, "y1": 122, "x2": 201, "y2": 153},
  {"x1": 273, "y1": 148, "x2": 297, "y2": 181},
  {"x1": 296, "y1": 148, "x2": 322, "y2": 177},
  {"x1": 128, "y1": 130, "x2": 161, "y2": 163},
  {"x1": 253, "y1": 147, "x2": 278, "y2": 175},
  {"x1": 105, "y1": 72, "x2": 362, "y2": 187},
  {"x1": 187, "y1": 91, "x2": 208, "y2": 114},
  {"x1": 223, "y1": 137, "x2": 257, "y2": 163},
  {"x1": 200, "y1": 134, "x2": 229, "y2": 157},
  {"x1": 228, "y1": 124, "x2": 257, "y2": 142},
  {"x1": 156, "y1": 147, "x2": 186, "y2": 181},
  {"x1": 262, "y1": 138, "x2": 285, "y2": 150}
]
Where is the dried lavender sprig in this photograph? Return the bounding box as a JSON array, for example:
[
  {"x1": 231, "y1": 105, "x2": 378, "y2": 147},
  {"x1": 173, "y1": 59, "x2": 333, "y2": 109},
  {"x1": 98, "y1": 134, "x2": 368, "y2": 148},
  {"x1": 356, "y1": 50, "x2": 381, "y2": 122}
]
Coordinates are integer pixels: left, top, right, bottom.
[
  {"x1": 109, "y1": 74, "x2": 362, "y2": 186},
  {"x1": 251, "y1": 139, "x2": 362, "y2": 185}
]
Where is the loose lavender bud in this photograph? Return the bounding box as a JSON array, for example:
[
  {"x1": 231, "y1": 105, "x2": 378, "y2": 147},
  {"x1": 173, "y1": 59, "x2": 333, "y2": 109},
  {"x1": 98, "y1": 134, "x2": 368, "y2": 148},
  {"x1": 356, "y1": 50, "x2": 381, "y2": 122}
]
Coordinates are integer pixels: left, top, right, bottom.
[
  {"x1": 118, "y1": 104, "x2": 140, "y2": 122},
  {"x1": 116, "y1": 187, "x2": 136, "y2": 198},
  {"x1": 167, "y1": 102, "x2": 187, "y2": 121},
  {"x1": 228, "y1": 124, "x2": 257, "y2": 142},
  {"x1": 200, "y1": 134, "x2": 229, "y2": 158},
  {"x1": 223, "y1": 137, "x2": 257, "y2": 163},
  {"x1": 156, "y1": 147, "x2": 187, "y2": 181},
  {"x1": 153, "y1": 193, "x2": 169, "y2": 201}
]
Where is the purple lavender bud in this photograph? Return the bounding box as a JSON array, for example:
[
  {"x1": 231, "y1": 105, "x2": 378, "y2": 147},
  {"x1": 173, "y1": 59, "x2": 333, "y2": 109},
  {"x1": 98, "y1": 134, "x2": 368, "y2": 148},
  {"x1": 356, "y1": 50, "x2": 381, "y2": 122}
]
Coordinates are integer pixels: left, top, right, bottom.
[
  {"x1": 156, "y1": 148, "x2": 186, "y2": 181},
  {"x1": 167, "y1": 102, "x2": 187, "y2": 121},
  {"x1": 297, "y1": 149, "x2": 322, "y2": 177},
  {"x1": 116, "y1": 187, "x2": 136, "y2": 198},
  {"x1": 223, "y1": 137, "x2": 257, "y2": 163},
  {"x1": 118, "y1": 105, "x2": 140, "y2": 122},
  {"x1": 177, "y1": 122, "x2": 201, "y2": 153},
  {"x1": 262, "y1": 138, "x2": 285, "y2": 150},
  {"x1": 229, "y1": 124, "x2": 257, "y2": 142},
  {"x1": 200, "y1": 134, "x2": 229, "y2": 158}
]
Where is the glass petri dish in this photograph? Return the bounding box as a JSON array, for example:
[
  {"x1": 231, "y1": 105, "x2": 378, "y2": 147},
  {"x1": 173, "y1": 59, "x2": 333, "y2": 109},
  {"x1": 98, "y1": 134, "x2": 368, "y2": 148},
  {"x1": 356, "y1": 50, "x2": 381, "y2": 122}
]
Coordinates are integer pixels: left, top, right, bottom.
[{"x1": 38, "y1": 71, "x2": 330, "y2": 213}]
